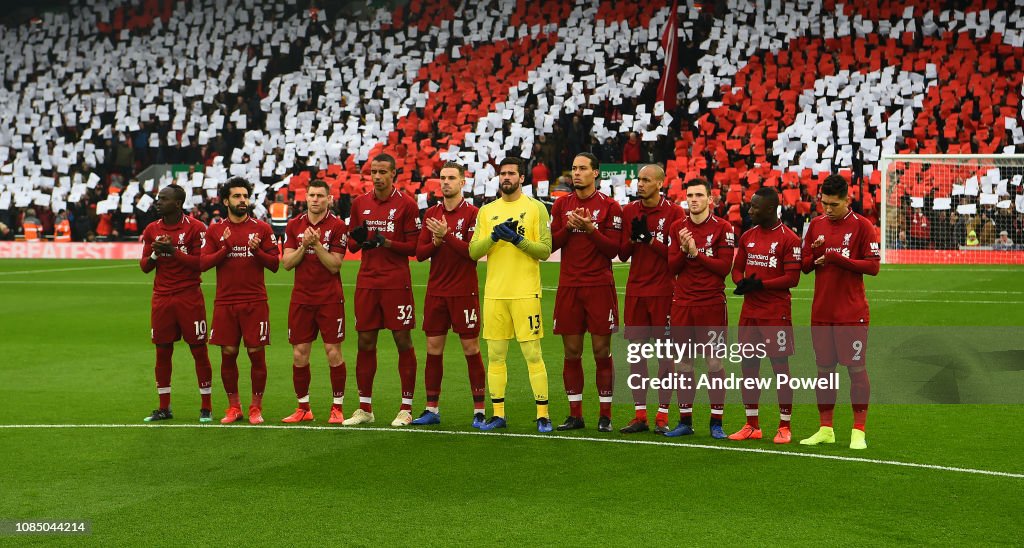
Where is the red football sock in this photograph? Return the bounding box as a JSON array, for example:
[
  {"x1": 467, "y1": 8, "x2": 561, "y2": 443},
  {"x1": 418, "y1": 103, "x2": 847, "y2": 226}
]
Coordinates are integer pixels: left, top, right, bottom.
[
  {"x1": 563, "y1": 358, "x2": 584, "y2": 417},
  {"x1": 398, "y1": 348, "x2": 417, "y2": 411},
  {"x1": 635, "y1": 407, "x2": 648, "y2": 422},
  {"x1": 629, "y1": 358, "x2": 649, "y2": 413},
  {"x1": 677, "y1": 368, "x2": 695, "y2": 422},
  {"x1": 740, "y1": 362, "x2": 761, "y2": 428},
  {"x1": 425, "y1": 353, "x2": 443, "y2": 408},
  {"x1": 850, "y1": 368, "x2": 871, "y2": 431},
  {"x1": 221, "y1": 350, "x2": 240, "y2": 404},
  {"x1": 155, "y1": 345, "x2": 173, "y2": 409},
  {"x1": 356, "y1": 349, "x2": 377, "y2": 412},
  {"x1": 655, "y1": 406, "x2": 669, "y2": 426},
  {"x1": 248, "y1": 349, "x2": 267, "y2": 405},
  {"x1": 190, "y1": 345, "x2": 212, "y2": 411},
  {"x1": 329, "y1": 362, "x2": 346, "y2": 409},
  {"x1": 816, "y1": 368, "x2": 837, "y2": 428},
  {"x1": 465, "y1": 352, "x2": 486, "y2": 412},
  {"x1": 596, "y1": 356, "x2": 614, "y2": 419},
  {"x1": 708, "y1": 368, "x2": 726, "y2": 423},
  {"x1": 293, "y1": 365, "x2": 311, "y2": 410},
  {"x1": 772, "y1": 360, "x2": 793, "y2": 427},
  {"x1": 656, "y1": 359, "x2": 675, "y2": 411}
]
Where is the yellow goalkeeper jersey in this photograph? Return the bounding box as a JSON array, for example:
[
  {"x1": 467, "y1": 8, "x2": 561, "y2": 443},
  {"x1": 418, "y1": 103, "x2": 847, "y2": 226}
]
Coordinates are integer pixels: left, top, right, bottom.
[{"x1": 469, "y1": 195, "x2": 552, "y2": 300}]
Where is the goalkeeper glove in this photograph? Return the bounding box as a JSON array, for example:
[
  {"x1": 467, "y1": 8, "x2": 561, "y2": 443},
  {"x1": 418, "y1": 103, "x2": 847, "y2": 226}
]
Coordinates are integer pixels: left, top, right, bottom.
[
  {"x1": 350, "y1": 222, "x2": 369, "y2": 245},
  {"x1": 361, "y1": 230, "x2": 386, "y2": 250},
  {"x1": 630, "y1": 215, "x2": 652, "y2": 244},
  {"x1": 733, "y1": 274, "x2": 764, "y2": 295}
]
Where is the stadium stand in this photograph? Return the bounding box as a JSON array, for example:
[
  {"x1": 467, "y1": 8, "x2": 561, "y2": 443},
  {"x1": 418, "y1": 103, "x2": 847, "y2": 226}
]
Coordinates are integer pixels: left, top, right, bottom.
[{"x1": 0, "y1": 0, "x2": 1022, "y2": 250}]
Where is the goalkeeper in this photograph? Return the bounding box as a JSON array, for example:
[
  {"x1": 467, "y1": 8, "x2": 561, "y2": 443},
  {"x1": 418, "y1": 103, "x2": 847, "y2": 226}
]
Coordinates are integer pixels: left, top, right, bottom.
[{"x1": 468, "y1": 157, "x2": 553, "y2": 433}]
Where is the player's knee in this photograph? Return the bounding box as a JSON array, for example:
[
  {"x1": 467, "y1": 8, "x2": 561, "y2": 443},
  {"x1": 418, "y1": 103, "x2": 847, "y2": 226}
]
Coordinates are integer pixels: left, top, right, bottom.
[
  {"x1": 486, "y1": 339, "x2": 509, "y2": 362},
  {"x1": 325, "y1": 350, "x2": 343, "y2": 366},
  {"x1": 591, "y1": 338, "x2": 611, "y2": 359},
  {"x1": 847, "y1": 366, "x2": 866, "y2": 375},
  {"x1": 221, "y1": 346, "x2": 239, "y2": 357},
  {"x1": 246, "y1": 345, "x2": 264, "y2": 354},
  {"x1": 392, "y1": 330, "x2": 413, "y2": 352},
  {"x1": 425, "y1": 336, "x2": 446, "y2": 355},
  {"x1": 678, "y1": 360, "x2": 694, "y2": 373},
  {"x1": 292, "y1": 344, "x2": 311, "y2": 362},
  {"x1": 521, "y1": 339, "x2": 543, "y2": 364},
  {"x1": 459, "y1": 337, "x2": 480, "y2": 356},
  {"x1": 357, "y1": 331, "x2": 377, "y2": 352},
  {"x1": 707, "y1": 359, "x2": 724, "y2": 373}
]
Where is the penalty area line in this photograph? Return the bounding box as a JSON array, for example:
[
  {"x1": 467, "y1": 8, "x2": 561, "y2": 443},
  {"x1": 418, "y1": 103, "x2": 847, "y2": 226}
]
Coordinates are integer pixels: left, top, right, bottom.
[{"x1": 1, "y1": 423, "x2": 1021, "y2": 480}]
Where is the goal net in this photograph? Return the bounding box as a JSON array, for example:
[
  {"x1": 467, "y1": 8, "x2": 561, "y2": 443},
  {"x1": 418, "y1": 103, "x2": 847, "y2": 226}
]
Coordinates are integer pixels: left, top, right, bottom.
[{"x1": 880, "y1": 154, "x2": 1024, "y2": 265}]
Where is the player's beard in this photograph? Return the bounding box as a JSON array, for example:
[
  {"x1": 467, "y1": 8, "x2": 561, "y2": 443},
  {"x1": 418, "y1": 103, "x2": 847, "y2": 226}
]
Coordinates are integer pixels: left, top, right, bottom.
[
  {"x1": 442, "y1": 188, "x2": 460, "y2": 199},
  {"x1": 229, "y1": 203, "x2": 249, "y2": 217},
  {"x1": 500, "y1": 181, "x2": 519, "y2": 195}
]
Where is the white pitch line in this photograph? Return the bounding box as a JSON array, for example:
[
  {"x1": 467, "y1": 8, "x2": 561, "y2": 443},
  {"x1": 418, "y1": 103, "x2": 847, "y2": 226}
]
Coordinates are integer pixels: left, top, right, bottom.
[
  {"x1": 0, "y1": 263, "x2": 137, "y2": 276},
  {"x1": 1, "y1": 423, "x2": 1021, "y2": 480}
]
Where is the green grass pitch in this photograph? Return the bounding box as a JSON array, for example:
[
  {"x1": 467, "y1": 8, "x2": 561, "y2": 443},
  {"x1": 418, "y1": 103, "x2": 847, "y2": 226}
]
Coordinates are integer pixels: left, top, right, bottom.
[{"x1": 0, "y1": 259, "x2": 1022, "y2": 544}]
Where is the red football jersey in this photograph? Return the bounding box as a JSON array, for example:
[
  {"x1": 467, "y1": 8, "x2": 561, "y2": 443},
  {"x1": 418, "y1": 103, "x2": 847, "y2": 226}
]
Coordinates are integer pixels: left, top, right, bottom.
[
  {"x1": 284, "y1": 212, "x2": 347, "y2": 304},
  {"x1": 735, "y1": 222, "x2": 802, "y2": 320},
  {"x1": 551, "y1": 190, "x2": 623, "y2": 287},
  {"x1": 416, "y1": 199, "x2": 479, "y2": 297},
  {"x1": 141, "y1": 215, "x2": 206, "y2": 295},
  {"x1": 668, "y1": 213, "x2": 737, "y2": 306},
  {"x1": 203, "y1": 217, "x2": 278, "y2": 305},
  {"x1": 802, "y1": 211, "x2": 880, "y2": 323},
  {"x1": 620, "y1": 197, "x2": 684, "y2": 297},
  {"x1": 348, "y1": 188, "x2": 421, "y2": 290}
]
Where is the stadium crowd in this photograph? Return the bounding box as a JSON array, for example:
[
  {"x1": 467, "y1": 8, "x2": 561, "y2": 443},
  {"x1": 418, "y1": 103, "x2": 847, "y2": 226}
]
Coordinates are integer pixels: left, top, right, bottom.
[{"x1": 1, "y1": 0, "x2": 1023, "y2": 249}]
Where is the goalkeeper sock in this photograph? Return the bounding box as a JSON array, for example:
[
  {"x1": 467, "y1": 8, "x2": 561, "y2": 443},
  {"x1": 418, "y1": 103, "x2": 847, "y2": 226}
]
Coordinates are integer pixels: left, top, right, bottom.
[
  {"x1": 596, "y1": 356, "x2": 614, "y2": 419},
  {"x1": 190, "y1": 344, "x2": 213, "y2": 411},
  {"x1": 522, "y1": 340, "x2": 549, "y2": 419},
  {"x1": 356, "y1": 350, "x2": 377, "y2": 412},
  {"x1": 398, "y1": 348, "x2": 417, "y2": 411},
  {"x1": 155, "y1": 345, "x2": 173, "y2": 409},
  {"x1": 487, "y1": 339, "x2": 509, "y2": 417},
  {"x1": 329, "y1": 362, "x2": 346, "y2": 410},
  {"x1": 465, "y1": 352, "x2": 486, "y2": 414},
  {"x1": 293, "y1": 364, "x2": 311, "y2": 410},
  {"x1": 563, "y1": 357, "x2": 584, "y2": 417},
  {"x1": 425, "y1": 353, "x2": 443, "y2": 411}
]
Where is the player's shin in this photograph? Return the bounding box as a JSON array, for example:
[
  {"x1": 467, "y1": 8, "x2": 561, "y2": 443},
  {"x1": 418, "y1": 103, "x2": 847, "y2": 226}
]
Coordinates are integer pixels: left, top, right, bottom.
[
  {"x1": 356, "y1": 349, "x2": 377, "y2": 412},
  {"x1": 155, "y1": 345, "x2": 173, "y2": 410},
  {"x1": 465, "y1": 352, "x2": 486, "y2": 415},
  {"x1": 596, "y1": 355, "x2": 614, "y2": 420},
  {"x1": 630, "y1": 355, "x2": 649, "y2": 421},
  {"x1": 248, "y1": 348, "x2": 267, "y2": 409},
  {"x1": 521, "y1": 339, "x2": 549, "y2": 419},
  {"x1": 563, "y1": 357, "x2": 584, "y2": 417},
  {"x1": 425, "y1": 353, "x2": 443, "y2": 413},
  {"x1": 740, "y1": 358, "x2": 761, "y2": 429},
  {"x1": 486, "y1": 338, "x2": 509, "y2": 417},
  {"x1": 849, "y1": 366, "x2": 870, "y2": 432},
  {"x1": 816, "y1": 366, "x2": 838, "y2": 427},
  {"x1": 220, "y1": 349, "x2": 241, "y2": 408},
  {"x1": 190, "y1": 344, "x2": 212, "y2": 411},
  {"x1": 771, "y1": 358, "x2": 793, "y2": 427}
]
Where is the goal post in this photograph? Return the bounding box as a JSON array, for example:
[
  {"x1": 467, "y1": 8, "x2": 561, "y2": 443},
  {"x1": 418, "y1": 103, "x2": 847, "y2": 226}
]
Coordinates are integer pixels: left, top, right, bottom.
[{"x1": 879, "y1": 154, "x2": 1024, "y2": 265}]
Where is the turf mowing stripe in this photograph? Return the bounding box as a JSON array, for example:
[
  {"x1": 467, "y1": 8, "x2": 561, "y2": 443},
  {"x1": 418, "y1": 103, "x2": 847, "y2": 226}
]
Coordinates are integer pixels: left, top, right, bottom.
[
  {"x1": 2, "y1": 279, "x2": 1023, "y2": 305},
  {"x1": 2, "y1": 423, "x2": 1021, "y2": 479},
  {"x1": 0, "y1": 263, "x2": 137, "y2": 276}
]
